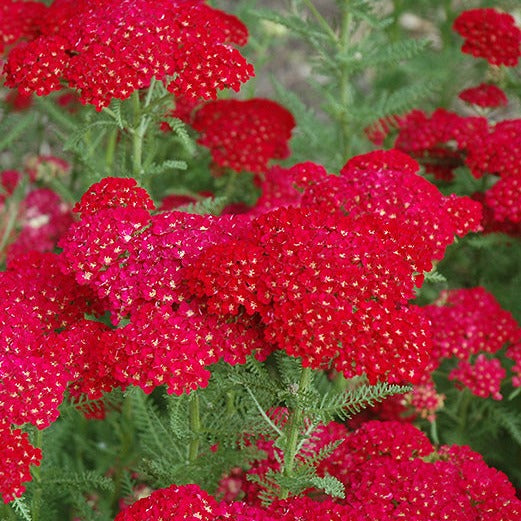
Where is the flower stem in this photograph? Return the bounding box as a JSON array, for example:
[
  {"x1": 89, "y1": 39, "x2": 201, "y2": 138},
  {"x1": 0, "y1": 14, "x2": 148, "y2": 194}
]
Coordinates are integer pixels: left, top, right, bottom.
[
  {"x1": 188, "y1": 392, "x2": 201, "y2": 463},
  {"x1": 301, "y1": 0, "x2": 337, "y2": 42},
  {"x1": 280, "y1": 366, "x2": 313, "y2": 499},
  {"x1": 31, "y1": 429, "x2": 43, "y2": 521},
  {"x1": 131, "y1": 80, "x2": 158, "y2": 184},
  {"x1": 338, "y1": 1, "x2": 352, "y2": 160},
  {"x1": 430, "y1": 417, "x2": 440, "y2": 445},
  {"x1": 105, "y1": 127, "x2": 118, "y2": 173},
  {"x1": 457, "y1": 388, "x2": 472, "y2": 439}
]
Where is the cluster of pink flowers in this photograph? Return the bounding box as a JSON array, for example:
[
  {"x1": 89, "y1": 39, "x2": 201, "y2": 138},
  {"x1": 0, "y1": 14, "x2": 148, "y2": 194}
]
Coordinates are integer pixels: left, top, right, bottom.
[
  {"x1": 1, "y1": 0, "x2": 254, "y2": 109},
  {"x1": 419, "y1": 287, "x2": 521, "y2": 405},
  {"x1": 0, "y1": 159, "x2": 72, "y2": 263}
]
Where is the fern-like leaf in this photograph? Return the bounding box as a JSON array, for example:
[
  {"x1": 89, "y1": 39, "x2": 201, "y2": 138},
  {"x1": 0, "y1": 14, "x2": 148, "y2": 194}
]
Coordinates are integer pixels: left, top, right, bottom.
[
  {"x1": 167, "y1": 118, "x2": 196, "y2": 155},
  {"x1": 10, "y1": 497, "x2": 32, "y2": 521},
  {"x1": 147, "y1": 159, "x2": 188, "y2": 175},
  {"x1": 179, "y1": 196, "x2": 227, "y2": 216},
  {"x1": 0, "y1": 113, "x2": 37, "y2": 152},
  {"x1": 309, "y1": 474, "x2": 345, "y2": 498},
  {"x1": 314, "y1": 382, "x2": 410, "y2": 423},
  {"x1": 44, "y1": 470, "x2": 114, "y2": 493}
]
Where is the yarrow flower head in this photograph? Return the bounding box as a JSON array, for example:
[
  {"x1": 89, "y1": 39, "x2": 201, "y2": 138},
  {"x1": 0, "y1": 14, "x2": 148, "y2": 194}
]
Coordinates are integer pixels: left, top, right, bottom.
[
  {"x1": 458, "y1": 83, "x2": 508, "y2": 108},
  {"x1": 73, "y1": 177, "x2": 155, "y2": 216},
  {"x1": 405, "y1": 382, "x2": 445, "y2": 422},
  {"x1": 187, "y1": 204, "x2": 433, "y2": 384},
  {"x1": 2, "y1": 0, "x2": 254, "y2": 109},
  {"x1": 453, "y1": 8, "x2": 521, "y2": 66},
  {"x1": 191, "y1": 98, "x2": 296, "y2": 174},
  {"x1": 394, "y1": 109, "x2": 488, "y2": 180},
  {"x1": 423, "y1": 287, "x2": 521, "y2": 363},
  {"x1": 332, "y1": 421, "x2": 521, "y2": 519},
  {"x1": 300, "y1": 149, "x2": 483, "y2": 274},
  {"x1": 188, "y1": 150, "x2": 482, "y2": 384},
  {"x1": 449, "y1": 354, "x2": 506, "y2": 400}
]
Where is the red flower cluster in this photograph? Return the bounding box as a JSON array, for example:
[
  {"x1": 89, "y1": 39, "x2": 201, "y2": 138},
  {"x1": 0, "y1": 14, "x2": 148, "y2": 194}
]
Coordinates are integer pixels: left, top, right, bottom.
[
  {"x1": 458, "y1": 83, "x2": 508, "y2": 108},
  {"x1": 453, "y1": 8, "x2": 521, "y2": 67},
  {"x1": 188, "y1": 150, "x2": 482, "y2": 383},
  {"x1": 0, "y1": 250, "x2": 107, "y2": 501},
  {"x1": 382, "y1": 96, "x2": 521, "y2": 229},
  {"x1": 2, "y1": 0, "x2": 254, "y2": 109},
  {"x1": 191, "y1": 98, "x2": 295, "y2": 174},
  {"x1": 449, "y1": 354, "x2": 506, "y2": 400},
  {"x1": 0, "y1": 0, "x2": 46, "y2": 54},
  {"x1": 0, "y1": 422, "x2": 41, "y2": 503},
  {"x1": 421, "y1": 287, "x2": 521, "y2": 400},
  {"x1": 405, "y1": 382, "x2": 445, "y2": 422},
  {"x1": 424, "y1": 287, "x2": 521, "y2": 362},
  {"x1": 301, "y1": 150, "x2": 482, "y2": 273},
  {"x1": 250, "y1": 166, "x2": 302, "y2": 215},
  {"x1": 394, "y1": 108, "x2": 488, "y2": 180}
]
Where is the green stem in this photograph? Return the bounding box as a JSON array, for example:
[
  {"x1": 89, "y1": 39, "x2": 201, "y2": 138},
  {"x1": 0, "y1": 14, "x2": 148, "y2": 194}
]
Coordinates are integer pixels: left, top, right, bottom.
[
  {"x1": 131, "y1": 91, "x2": 144, "y2": 179},
  {"x1": 223, "y1": 171, "x2": 238, "y2": 202},
  {"x1": 457, "y1": 389, "x2": 472, "y2": 439},
  {"x1": 430, "y1": 417, "x2": 440, "y2": 445},
  {"x1": 338, "y1": 2, "x2": 352, "y2": 160},
  {"x1": 280, "y1": 366, "x2": 313, "y2": 499},
  {"x1": 301, "y1": 0, "x2": 337, "y2": 42},
  {"x1": 48, "y1": 178, "x2": 76, "y2": 204},
  {"x1": 188, "y1": 392, "x2": 201, "y2": 463},
  {"x1": 31, "y1": 429, "x2": 43, "y2": 521},
  {"x1": 110, "y1": 393, "x2": 136, "y2": 513},
  {"x1": 105, "y1": 128, "x2": 118, "y2": 173},
  {"x1": 246, "y1": 387, "x2": 284, "y2": 437},
  {"x1": 225, "y1": 391, "x2": 235, "y2": 416},
  {"x1": 131, "y1": 80, "x2": 158, "y2": 183}
]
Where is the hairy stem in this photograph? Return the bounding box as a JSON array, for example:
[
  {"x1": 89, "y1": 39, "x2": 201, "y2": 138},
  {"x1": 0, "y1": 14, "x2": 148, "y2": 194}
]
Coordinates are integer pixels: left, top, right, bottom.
[
  {"x1": 31, "y1": 429, "x2": 43, "y2": 521},
  {"x1": 280, "y1": 366, "x2": 313, "y2": 499},
  {"x1": 338, "y1": 1, "x2": 352, "y2": 160},
  {"x1": 301, "y1": 0, "x2": 337, "y2": 42},
  {"x1": 105, "y1": 127, "x2": 118, "y2": 173},
  {"x1": 131, "y1": 90, "x2": 144, "y2": 179},
  {"x1": 188, "y1": 392, "x2": 201, "y2": 463}
]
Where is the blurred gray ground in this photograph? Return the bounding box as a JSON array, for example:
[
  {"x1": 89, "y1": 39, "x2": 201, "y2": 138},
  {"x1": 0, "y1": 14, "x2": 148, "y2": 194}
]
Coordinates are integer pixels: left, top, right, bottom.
[{"x1": 215, "y1": 0, "x2": 343, "y2": 106}]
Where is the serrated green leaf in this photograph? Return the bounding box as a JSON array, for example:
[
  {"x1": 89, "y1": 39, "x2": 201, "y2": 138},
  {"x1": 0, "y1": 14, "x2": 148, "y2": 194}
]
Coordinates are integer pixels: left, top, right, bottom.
[
  {"x1": 309, "y1": 474, "x2": 345, "y2": 498},
  {"x1": 147, "y1": 159, "x2": 188, "y2": 175},
  {"x1": 11, "y1": 497, "x2": 32, "y2": 521},
  {"x1": 179, "y1": 196, "x2": 227, "y2": 216},
  {"x1": 166, "y1": 118, "x2": 196, "y2": 155},
  {"x1": 0, "y1": 112, "x2": 37, "y2": 152}
]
